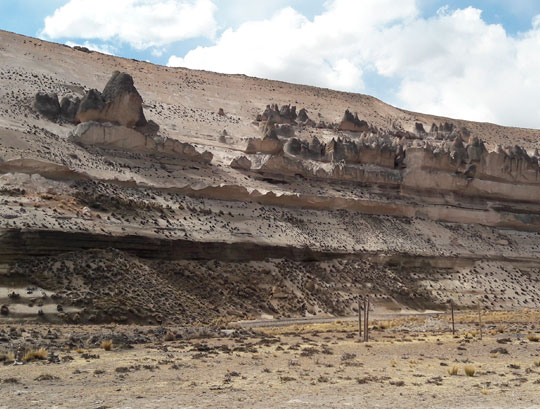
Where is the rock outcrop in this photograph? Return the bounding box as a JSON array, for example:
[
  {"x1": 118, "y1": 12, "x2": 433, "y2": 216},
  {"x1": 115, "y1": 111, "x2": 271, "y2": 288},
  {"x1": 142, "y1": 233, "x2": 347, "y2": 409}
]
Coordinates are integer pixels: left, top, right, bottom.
[
  {"x1": 338, "y1": 109, "x2": 369, "y2": 132},
  {"x1": 76, "y1": 71, "x2": 147, "y2": 128},
  {"x1": 245, "y1": 133, "x2": 283, "y2": 155},
  {"x1": 69, "y1": 122, "x2": 212, "y2": 163},
  {"x1": 60, "y1": 95, "x2": 81, "y2": 123},
  {"x1": 33, "y1": 92, "x2": 61, "y2": 120},
  {"x1": 230, "y1": 156, "x2": 252, "y2": 170}
]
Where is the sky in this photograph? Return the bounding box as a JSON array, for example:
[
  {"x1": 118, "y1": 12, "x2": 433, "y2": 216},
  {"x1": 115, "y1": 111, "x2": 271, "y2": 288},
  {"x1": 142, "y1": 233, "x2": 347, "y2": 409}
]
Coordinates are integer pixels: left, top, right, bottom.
[{"x1": 1, "y1": 0, "x2": 540, "y2": 128}]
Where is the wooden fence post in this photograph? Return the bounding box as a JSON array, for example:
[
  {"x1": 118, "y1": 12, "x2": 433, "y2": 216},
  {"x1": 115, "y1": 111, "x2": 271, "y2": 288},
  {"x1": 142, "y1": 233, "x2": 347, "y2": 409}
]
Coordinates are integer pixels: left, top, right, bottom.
[
  {"x1": 364, "y1": 295, "x2": 369, "y2": 342},
  {"x1": 451, "y1": 301, "x2": 455, "y2": 336},
  {"x1": 477, "y1": 302, "x2": 482, "y2": 340},
  {"x1": 358, "y1": 297, "x2": 362, "y2": 340}
]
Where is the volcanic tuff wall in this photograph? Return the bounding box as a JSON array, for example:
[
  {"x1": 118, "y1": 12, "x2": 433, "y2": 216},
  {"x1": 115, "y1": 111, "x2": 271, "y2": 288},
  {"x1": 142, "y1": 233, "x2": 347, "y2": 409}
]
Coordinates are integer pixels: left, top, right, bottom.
[{"x1": 1, "y1": 30, "x2": 540, "y2": 322}]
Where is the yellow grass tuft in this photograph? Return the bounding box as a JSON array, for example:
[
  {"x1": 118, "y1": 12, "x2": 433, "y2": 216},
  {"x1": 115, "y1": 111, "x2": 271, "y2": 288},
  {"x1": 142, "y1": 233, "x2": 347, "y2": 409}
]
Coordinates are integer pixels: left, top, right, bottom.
[
  {"x1": 22, "y1": 348, "x2": 47, "y2": 362},
  {"x1": 527, "y1": 334, "x2": 540, "y2": 342},
  {"x1": 447, "y1": 365, "x2": 459, "y2": 376},
  {"x1": 0, "y1": 351, "x2": 15, "y2": 362},
  {"x1": 101, "y1": 340, "x2": 113, "y2": 351},
  {"x1": 464, "y1": 365, "x2": 476, "y2": 377}
]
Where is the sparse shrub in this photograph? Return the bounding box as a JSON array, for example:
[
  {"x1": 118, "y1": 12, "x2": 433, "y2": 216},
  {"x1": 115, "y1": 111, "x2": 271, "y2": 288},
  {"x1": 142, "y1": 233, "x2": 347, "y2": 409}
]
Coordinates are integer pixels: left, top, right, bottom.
[
  {"x1": 527, "y1": 334, "x2": 540, "y2": 342},
  {"x1": 341, "y1": 352, "x2": 356, "y2": 362},
  {"x1": 447, "y1": 365, "x2": 459, "y2": 376},
  {"x1": 533, "y1": 360, "x2": 540, "y2": 367},
  {"x1": 75, "y1": 348, "x2": 84, "y2": 354},
  {"x1": 22, "y1": 348, "x2": 47, "y2": 362},
  {"x1": 464, "y1": 365, "x2": 476, "y2": 377},
  {"x1": 164, "y1": 332, "x2": 175, "y2": 342},
  {"x1": 101, "y1": 340, "x2": 113, "y2": 351}
]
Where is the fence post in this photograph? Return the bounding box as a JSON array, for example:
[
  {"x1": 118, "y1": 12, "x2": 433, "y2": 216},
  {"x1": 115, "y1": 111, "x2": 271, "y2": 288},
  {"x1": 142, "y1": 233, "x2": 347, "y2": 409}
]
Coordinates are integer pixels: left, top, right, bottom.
[
  {"x1": 358, "y1": 297, "x2": 362, "y2": 340},
  {"x1": 477, "y1": 302, "x2": 482, "y2": 340},
  {"x1": 364, "y1": 295, "x2": 369, "y2": 342},
  {"x1": 451, "y1": 301, "x2": 455, "y2": 336}
]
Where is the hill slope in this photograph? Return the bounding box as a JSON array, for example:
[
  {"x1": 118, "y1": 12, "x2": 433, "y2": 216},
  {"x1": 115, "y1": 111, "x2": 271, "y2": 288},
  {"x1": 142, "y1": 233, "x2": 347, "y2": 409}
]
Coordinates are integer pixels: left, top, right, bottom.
[{"x1": 0, "y1": 30, "x2": 539, "y2": 324}]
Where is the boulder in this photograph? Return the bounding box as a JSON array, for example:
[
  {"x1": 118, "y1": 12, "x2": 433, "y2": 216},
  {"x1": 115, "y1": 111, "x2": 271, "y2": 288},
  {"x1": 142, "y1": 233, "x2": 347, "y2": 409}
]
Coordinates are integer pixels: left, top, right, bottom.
[
  {"x1": 76, "y1": 71, "x2": 147, "y2": 128},
  {"x1": 60, "y1": 95, "x2": 81, "y2": 123},
  {"x1": 33, "y1": 92, "x2": 61, "y2": 120}
]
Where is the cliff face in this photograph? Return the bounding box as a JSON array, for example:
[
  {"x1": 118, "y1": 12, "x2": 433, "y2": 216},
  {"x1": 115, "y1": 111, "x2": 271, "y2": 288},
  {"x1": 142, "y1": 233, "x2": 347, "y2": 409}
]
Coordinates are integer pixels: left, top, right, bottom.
[{"x1": 1, "y1": 30, "x2": 540, "y2": 324}]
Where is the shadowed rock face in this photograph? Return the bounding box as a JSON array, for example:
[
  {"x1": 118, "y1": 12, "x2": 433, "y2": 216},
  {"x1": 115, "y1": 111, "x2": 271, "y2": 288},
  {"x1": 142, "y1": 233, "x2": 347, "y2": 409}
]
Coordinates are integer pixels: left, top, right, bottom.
[
  {"x1": 338, "y1": 109, "x2": 370, "y2": 132},
  {"x1": 33, "y1": 92, "x2": 61, "y2": 120},
  {"x1": 60, "y1": 95, "x2": 80, "y2": 123},
  {"x1": 76, "y1": 71, "x2": 147, "y2": 128}
]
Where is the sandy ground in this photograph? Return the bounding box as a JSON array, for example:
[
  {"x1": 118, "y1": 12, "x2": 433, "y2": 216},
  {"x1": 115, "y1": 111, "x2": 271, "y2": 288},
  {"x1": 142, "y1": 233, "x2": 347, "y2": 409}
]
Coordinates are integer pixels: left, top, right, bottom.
[{"x1": 1, "y1": 312, "x2": 539, "y2": 409}]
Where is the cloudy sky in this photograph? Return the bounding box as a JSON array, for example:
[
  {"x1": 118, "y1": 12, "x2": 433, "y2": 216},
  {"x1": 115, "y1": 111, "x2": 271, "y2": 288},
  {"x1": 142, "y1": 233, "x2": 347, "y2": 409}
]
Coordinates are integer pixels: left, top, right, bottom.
[{"x1": 2, "y1": 0, "x2": 540, "y2": 128}]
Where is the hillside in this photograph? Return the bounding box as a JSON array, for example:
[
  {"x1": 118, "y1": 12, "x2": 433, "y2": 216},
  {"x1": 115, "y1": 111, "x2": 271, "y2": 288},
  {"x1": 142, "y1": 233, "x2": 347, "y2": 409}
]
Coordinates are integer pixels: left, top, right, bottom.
[{"x1": 1, "y1": 29, "x2": 539, "y2": 325}]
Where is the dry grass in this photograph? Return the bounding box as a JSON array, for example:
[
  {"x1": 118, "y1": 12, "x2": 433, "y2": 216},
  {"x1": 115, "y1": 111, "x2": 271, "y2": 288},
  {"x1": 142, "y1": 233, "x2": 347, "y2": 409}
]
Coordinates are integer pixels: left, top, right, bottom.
[
  {"x1": 527, "y1": 334, "x2": 539, "y2": 342},
  {"x1": 0, "y1": 351, "x2": 15, "y2": 362},
  {"x1": 22, "y1": 348, "x2": 47, "y2": 362},
  {"x1": 533, "y1": 360, "x2": 540, "y2": 367},
  {"x1": 451, "y1": 310, "x2": 540, "y2": 325},
  {"x1": 101, "y1": 340, "x2": 113, "y2": 351},
  {"x1": 447, "y1": 365, "x2": 459, "y2": 376},
  {"x1": 464, "y1": 365, "x2": 476, "y2": 377}
]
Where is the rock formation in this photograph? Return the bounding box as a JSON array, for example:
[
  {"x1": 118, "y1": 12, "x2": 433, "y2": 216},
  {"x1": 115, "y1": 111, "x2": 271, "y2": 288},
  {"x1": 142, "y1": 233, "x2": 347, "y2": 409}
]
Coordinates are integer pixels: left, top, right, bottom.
[
  {"x1": 338, "y1": 109, "x2": 370, "y2": 132},
  {"x1": 33, "y1": 92, "x2": 61, "y2": 120},
  {"x1": 245, "y1": 132, "x2": 283, "y2": 155},
  {"x1": 69, "y1": 122, "x2": 212, "y2": 163},
  {"x1": 230, "y1": 156, "x2": 252, "y2": 170},
  {"x1": 60, "y1": 95, "x2": 80, "y2": 123},
  {"x1": 76, "y1": 71, "x2": 147, "y2": 128}
]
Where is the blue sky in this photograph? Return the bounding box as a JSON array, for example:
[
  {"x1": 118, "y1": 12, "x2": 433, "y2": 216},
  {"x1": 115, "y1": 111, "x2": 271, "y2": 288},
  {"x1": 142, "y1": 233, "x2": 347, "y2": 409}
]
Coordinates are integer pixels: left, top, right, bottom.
[{"x1": 2, "y1": 0, "x2": 540, "y2": 128}]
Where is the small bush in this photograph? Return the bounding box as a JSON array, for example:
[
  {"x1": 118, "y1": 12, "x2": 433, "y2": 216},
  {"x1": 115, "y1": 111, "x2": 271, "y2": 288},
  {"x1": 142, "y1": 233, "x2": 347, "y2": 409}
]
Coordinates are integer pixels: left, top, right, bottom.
[
  {"x1": 533, "y1": 360, "x2": 540, "y2": 367},
  {"x1": 527, "y1": 334, "x2": 540, "y2": 342},
  {"x1": 464, "y1": 365, "x2": 476, "y2": 377},
  {"x1": 447, "y1": 366, "x2": 459, "y2": 376},
  {"x1": 164, "y1": 332, "x2": 175, "y2": 342},
  {"x1": 22, "y1": 348, "x2": 47, "y2": 362},
  {"x1": 101, "y1": 340, "x2": 113, "y2": 351}
]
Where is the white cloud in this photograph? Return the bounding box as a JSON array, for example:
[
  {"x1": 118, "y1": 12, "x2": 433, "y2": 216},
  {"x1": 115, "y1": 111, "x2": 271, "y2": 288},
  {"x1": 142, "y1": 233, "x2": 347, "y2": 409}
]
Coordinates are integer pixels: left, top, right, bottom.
[
  {"x1": 42, "y1": 0, "x2": 217, "y2": 49},
  {"x1": 168, "y1": 0, "x2": 540, "y2": 128},
  {"x1": 65, "y1": 41, "x2": 117, "y2": 55},
  {"x1": 169, "y1": 0, "x2": 418, "y2": 92}
]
